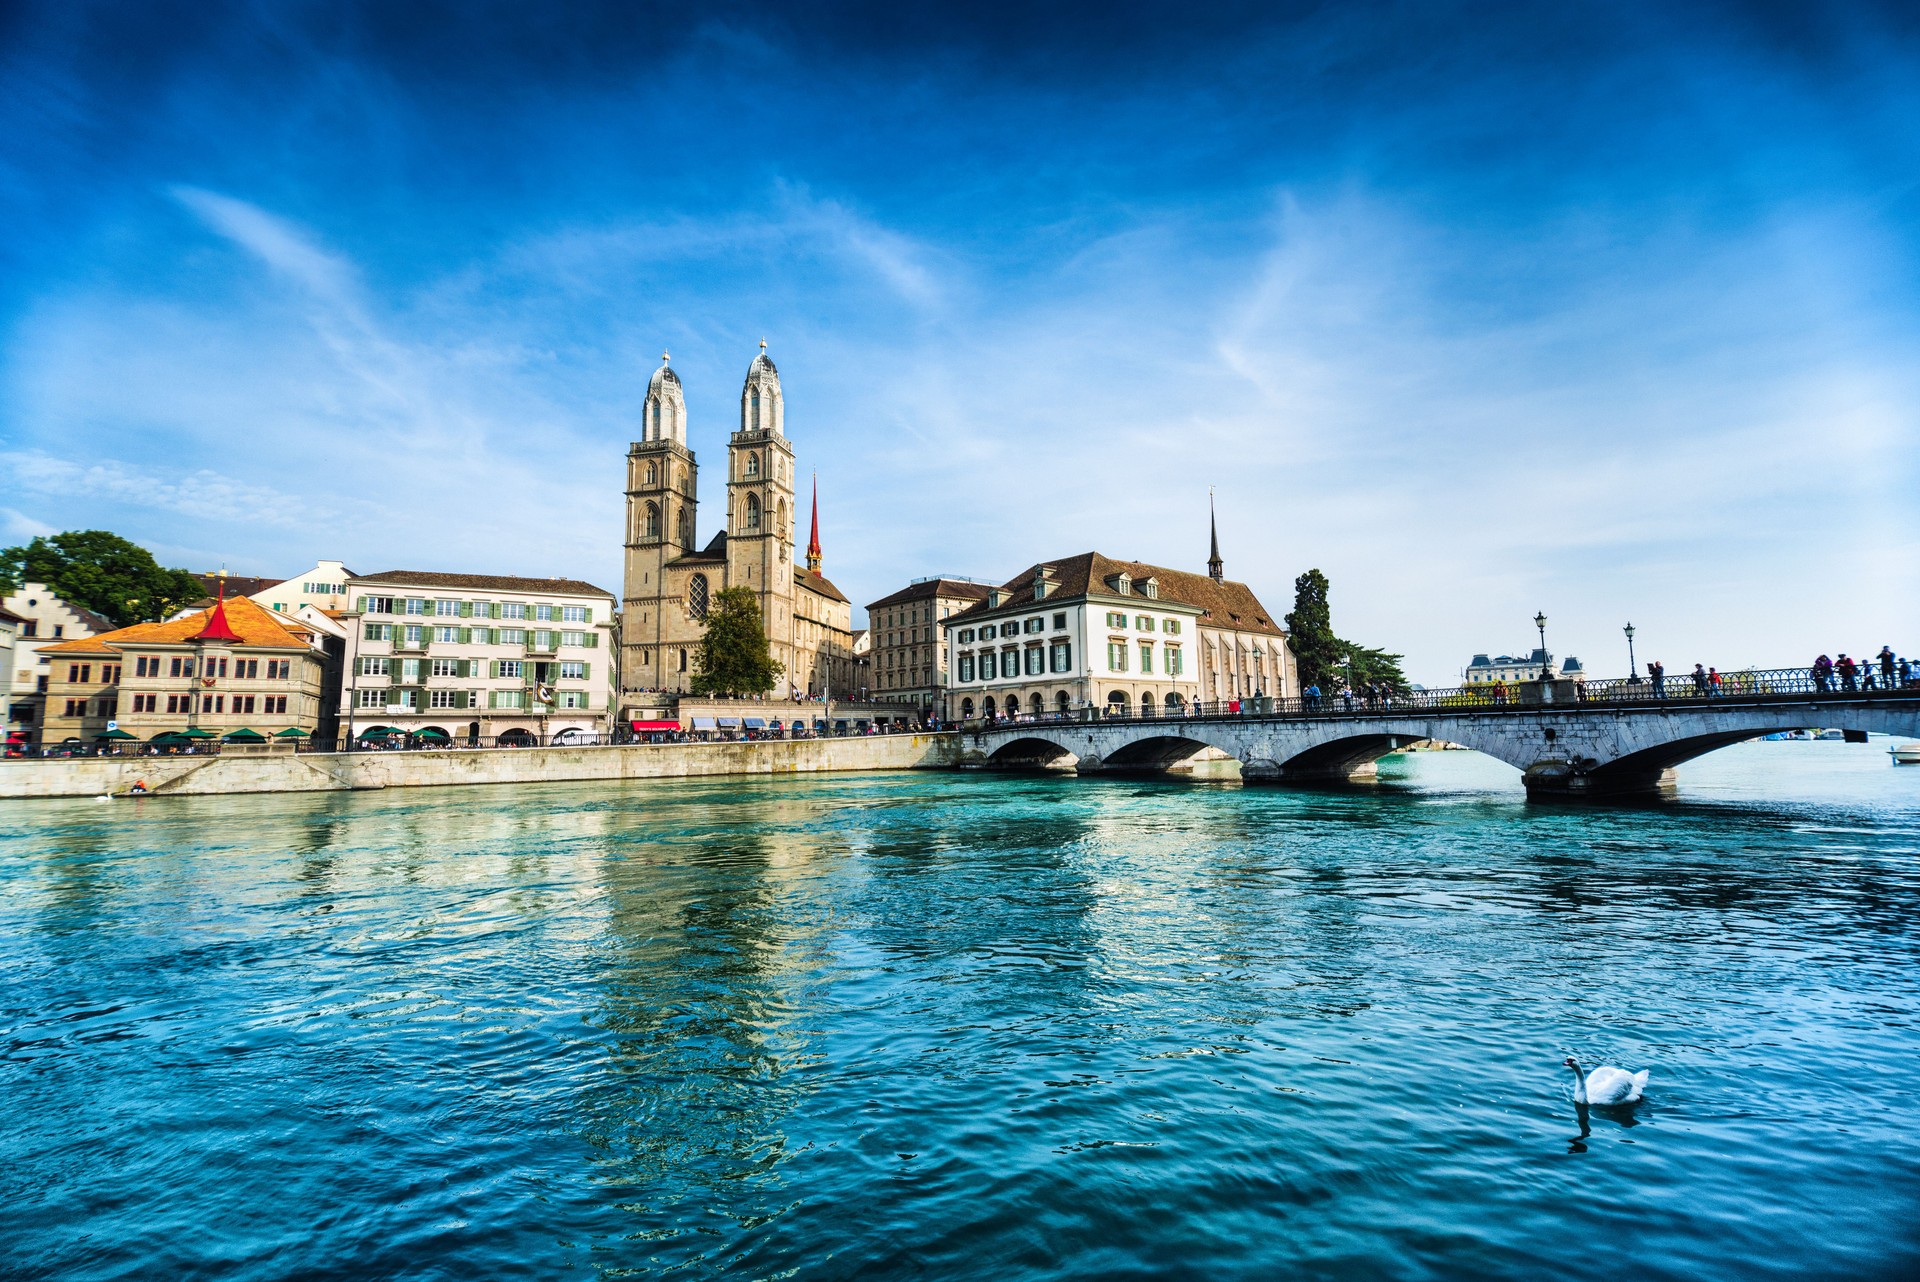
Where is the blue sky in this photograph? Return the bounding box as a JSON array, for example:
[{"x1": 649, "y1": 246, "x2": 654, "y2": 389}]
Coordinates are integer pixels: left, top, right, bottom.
[{"x1": 2, "y1": 1, "x2": 1916, "y2": 683}]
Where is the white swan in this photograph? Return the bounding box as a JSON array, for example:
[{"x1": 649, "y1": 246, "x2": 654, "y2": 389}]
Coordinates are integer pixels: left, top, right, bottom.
[{"x1": 1565, "y1": 1056, "x2": 1648, "y2": 1104}]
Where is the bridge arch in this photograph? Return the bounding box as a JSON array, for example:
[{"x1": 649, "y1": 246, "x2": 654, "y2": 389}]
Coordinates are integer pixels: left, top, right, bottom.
[
  {"x1": 1102, "y1": 734, "x2": 1221, "y2": 772},
  {"x1": 984, "y1": 736, "x2": 1078, "y2": 769}
]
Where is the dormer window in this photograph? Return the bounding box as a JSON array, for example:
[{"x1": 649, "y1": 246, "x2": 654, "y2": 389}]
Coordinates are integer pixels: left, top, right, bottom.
[
  {"x1": 988, "y1": 589, "x2": 1005, "y2": 608},
  {"x1": 1142, "y1": 577, "x2": 1158, "y2": 599},
  {"x1": 1115, "y1": 573, "x2": 1132, "y2": 596}
]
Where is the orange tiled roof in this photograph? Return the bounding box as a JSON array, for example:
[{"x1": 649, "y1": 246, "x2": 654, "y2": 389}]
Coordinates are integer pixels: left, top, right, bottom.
[{"x1": 39, "y1": 595, "x2": 315, "y2": 654}]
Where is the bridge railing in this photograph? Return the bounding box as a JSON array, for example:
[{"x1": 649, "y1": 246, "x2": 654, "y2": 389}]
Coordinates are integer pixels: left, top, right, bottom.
[{"x1": 969, "y1": 664, "x2": 1918, "y2": 731}]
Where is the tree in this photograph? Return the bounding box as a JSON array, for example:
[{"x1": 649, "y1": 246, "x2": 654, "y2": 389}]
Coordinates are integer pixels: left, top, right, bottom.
[
  {"x1": 0, "y1": 531, "x2": 205, "y2": 628},
  {"x1": 690, "y1": 586, "x2": 785, "y2": 698},
  {"x1": 1285, "y1": 568, "x2": 1408, "y2": 694}
]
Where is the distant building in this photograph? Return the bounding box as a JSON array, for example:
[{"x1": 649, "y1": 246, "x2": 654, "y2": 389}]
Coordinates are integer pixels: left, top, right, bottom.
[
  {"x1": 37, "y1": 595, "x2": 331, "y2": 746},
  {"x1": 941, "y1": 531, "x2": 1295, "y2": 722},
  {"x1": 865, "y1": 577, "x2": 993, "y2": 713},
  {"x1": 1462, "y1": 650, "x2": 1585, "y2": 685},
  {"x1": 3, "y1": 582, "x2": 114, "y2": 748},
  {"x1": 340, "y1": 570, "x2": 617, "y2": 745}
]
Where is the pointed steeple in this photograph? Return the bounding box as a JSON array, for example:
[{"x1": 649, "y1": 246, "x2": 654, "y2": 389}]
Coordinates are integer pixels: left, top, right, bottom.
[
  {"x1": 805, "y1": 474, "x2": 822, "y2": 573},
  {"x1": 1207, "y1": 490, "x2": 1224, "y2": 582},
  {"x1": 193, "y1": 570, "x2": 242, "y2": 643}
]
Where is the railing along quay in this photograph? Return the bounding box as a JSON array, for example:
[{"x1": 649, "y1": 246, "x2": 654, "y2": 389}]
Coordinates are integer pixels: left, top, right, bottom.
[{"x1": 968, "y1": 665, "x2": 1920, "y2": 732}]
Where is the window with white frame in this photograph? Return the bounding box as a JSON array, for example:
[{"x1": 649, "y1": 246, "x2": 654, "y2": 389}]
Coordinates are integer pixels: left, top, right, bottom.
[
  {"x1": 1139, "y1": 642, "x2": 1154, "y2": 673},
  {"x1": 404, "y1": 598, "x2": 427, "y2": 615},
  {"x1": 1106, "y1": 611, "x2": 1126, "y2": 628},
  {"x1": 1136, "y1": 616, "x2": 1155, "y2": 631},
  {"x1": 501, "y1": 602, "x2": 528, "y2": 620},
  {"x1": 561, "y1": 606, "x2": 588, "y2": 622},
  {"x1": 559, "y1": 661, "x2": 585, "y2": 680},
  {"x1": 363, "y1": 623, "x2": 390, "y2": 641},
  {"x1": 363, "y1": 596, "x2": 394, "y2": 614},
  {"x1": 1108, "y1": 641, "x2": 1128, "y2": 671},
  {"x1": 980, "y1": 652, "x2": 997, "y2": 680},
  {"x1": 558, "y1": 691, "x2": 587, "y2": 709},
  {"x1": 498, "y1": 660, "x2": 523, "y2": 678},
  {"x1": 435, "y1": 626, "x2": 460, "y2": 643},
  {"x1": 1050, "y1": 642, "x2": 1072, "y2": 673},
  {"x1": 560, "y1": 631, "x2": 587, "y2": 648},
  {"x1": 959, "y1": 656, "x2": 975, "y2": 682},
  {"x1": 1167, "y1": 647, "x2": 1184, "y2": 676},
  {"x1": 500, "y1": 628, "x2": 526, "y2": 644},
  {"x1": 431, "y1": 659, "x2": 460, "y2": 677},
  {"x1": 401, "y1": 659, "x2": 422, "y2": 681},
  {"x1": 1165, "y1": 619, "x2": 1182, "y2": 635},
  {"x1": 357, "y1": 688, "x2": 385, "y2": 708},
  {"x1": 361, "y1": 656, "x2": 391, "y2": 676},
  {"x1": 535, "y1": 604, "x2": 555, "y2": 621},
  {"x1": 495, "y1": 690, "x2": 525, "y2": 709},
  {"x1": 1024, "y1": 617, "x2": 1044, "y2": 634},
  {"x1": 434, "y1": 599, "x2": 459, "y2": 616},
  {"x1": 430, "y1": 690, "x2": 463, "y2": 709}
]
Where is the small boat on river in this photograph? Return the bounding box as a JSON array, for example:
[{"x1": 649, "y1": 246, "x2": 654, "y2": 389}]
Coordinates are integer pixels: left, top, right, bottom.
[{"x1": 1892, "y1": 743, "x2": 1920, "y2": 766}]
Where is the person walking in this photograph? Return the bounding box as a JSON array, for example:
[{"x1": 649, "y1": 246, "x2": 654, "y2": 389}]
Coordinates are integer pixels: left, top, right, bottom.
[
  {"x1": 1649, "y1": 661, "x2": 1666, "y2": 699},
  {"x1": 1838, "y1": 653, "x2": 1858, "y2": 693},
  {"x1": 1692, "y1": 663, "x2": 1709, "y2": 697},
  {"x1": 1708, "y1": 667, "x2": 1723, "y2": 697}
]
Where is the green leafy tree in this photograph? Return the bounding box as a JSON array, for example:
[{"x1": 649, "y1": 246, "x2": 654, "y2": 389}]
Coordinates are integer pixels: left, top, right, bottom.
[
  {"x1": 690, "y1": 586, "x2": 785, "y2": 698},
  {"x1": 0, "y1": 530, "x2": 205, "y2": 627},
  {"x1": 1285, "y1": 568, "x2": 1408, "y2": 693}
]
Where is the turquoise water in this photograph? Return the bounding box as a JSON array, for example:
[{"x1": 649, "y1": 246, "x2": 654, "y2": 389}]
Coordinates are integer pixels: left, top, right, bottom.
[{"x1": 3, "y1": 742, "x2": 1919, "y2": 1280}]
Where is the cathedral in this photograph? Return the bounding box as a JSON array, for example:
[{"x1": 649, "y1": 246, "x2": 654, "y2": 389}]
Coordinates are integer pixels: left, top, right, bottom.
[{"x1": 619, "y1": 342, "x2": 855, "y2": 711}]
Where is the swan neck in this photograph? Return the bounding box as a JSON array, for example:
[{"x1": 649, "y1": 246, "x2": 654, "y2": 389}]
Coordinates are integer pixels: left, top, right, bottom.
[{"x1": 1569, "y1": 1065, "x2": 1587, "y2": 1103}]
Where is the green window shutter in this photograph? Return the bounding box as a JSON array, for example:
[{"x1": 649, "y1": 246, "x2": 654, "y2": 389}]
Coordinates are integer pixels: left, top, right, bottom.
[
  {"x1": 460, "y1": 628, "x2": 471, "y2": 644},
  {"x1": 490, "y1": 603, "x2": 501, "y2": 619},
  {"x1": 356, "y1": 596, "x2": 366, "y2": 612},
  {"x1": 585, "y1": 631, "x2": 598, "y2": 648},
  {"x1": 582, "y1": 607, "x2": 593, "y2": 623},
  {"x1": 459, "y1": 601, "x2": 472, "y2": 617},
  {"x1": 581, "y1": 662, "x2": 591, "y2": 681},
  {"x1": 490, "y1": 660, "x2": 499, "y2": 678}
]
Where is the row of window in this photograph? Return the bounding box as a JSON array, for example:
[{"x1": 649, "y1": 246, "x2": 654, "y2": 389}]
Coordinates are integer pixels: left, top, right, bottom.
[
  {"x1": 124, "y1": 656, "x2": 294, "y2": 680},
  {"x1": 362, "y1": 625, "x2": 597, "y2": 648},
  {"x1": 1104, "y1": 612, "x2": 1183, "y2": 634},
  {"x1": 302, "y1": 581, "x2": 346, "y2": 595},
  {"x1": 359, "y1": 597, "x2": 594, "y2": 622},
  {"x1": 1106, "y1": 641, "x2": 1185, "y2": 675},
  {"x1": 354, "y1": 689, "x2": 592, "y2": 710},
  {"x1": 356, "y1": 658, "x2": 593, "y2": 681},
  {"x1": 955, "y1": 614, "x2": 1069, "y2": 644},
  {"x1": 958, "y1": 643, "x2": 1074, "y2": 682},
  {"x1": 64, "y1": 664, "x2": 121, "y2": 685},
  {"x1": 118, "y1": 694, "x2": 291, "y2": 715}
]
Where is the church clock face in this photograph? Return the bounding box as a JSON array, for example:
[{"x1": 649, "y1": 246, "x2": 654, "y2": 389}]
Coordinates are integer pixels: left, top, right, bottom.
[{"x1": 688, "y1": 574, "x2": 710, "y2": 621}]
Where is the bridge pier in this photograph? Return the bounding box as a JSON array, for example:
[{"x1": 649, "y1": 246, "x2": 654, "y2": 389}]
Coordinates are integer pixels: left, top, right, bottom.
[{"x1": 1522, "y1": 762, "x2": 1676, "y2": 799}]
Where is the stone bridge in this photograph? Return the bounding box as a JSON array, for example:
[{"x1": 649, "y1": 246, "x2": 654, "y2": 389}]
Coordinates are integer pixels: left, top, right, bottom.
[{"x1": 959, "y1": 686, "x2": 1920, "y2": 797}]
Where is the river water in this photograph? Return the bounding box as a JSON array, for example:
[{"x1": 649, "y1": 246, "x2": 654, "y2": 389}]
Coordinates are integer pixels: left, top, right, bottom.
[{"x1": 3, "y1": 742, "x2": 1918, "y2": 1280}]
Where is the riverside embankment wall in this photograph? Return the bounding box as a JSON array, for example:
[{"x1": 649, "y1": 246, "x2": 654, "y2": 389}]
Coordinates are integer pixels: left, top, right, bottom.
[{"x1": 0, "y1": 734, "x2": 960, "y2": 800}]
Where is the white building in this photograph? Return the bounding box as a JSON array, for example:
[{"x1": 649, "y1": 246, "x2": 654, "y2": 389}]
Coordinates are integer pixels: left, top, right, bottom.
[
  {"x1": 1462, "y1": 650, "x2": 1586, "y2": 686},
  {"x1": 251, "y1": 559, "x2": 355, "y2": 617},
  {"x1": 3, "y1": 582, "x2": 114, "y2": 748},
  {"x1": 339, "y1": 570, "x2": 617, "y2": 745},
  {"x1": 942, "y1": 550, "x2": 1295, "y2": 721}
]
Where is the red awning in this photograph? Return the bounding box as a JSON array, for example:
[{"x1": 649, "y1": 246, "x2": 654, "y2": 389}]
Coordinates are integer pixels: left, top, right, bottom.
[{"x1": 630, "y1": 720, "x2": 681, "y2": 731}]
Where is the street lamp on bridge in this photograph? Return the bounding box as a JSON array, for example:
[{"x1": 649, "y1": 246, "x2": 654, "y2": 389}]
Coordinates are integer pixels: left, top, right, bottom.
[
  {"x1": 1624, "y1": 622, "x2": 1640, "y2": 684},
  {"x1": 1534, "y1": 611, "x2": 1550, "y2": 682}
]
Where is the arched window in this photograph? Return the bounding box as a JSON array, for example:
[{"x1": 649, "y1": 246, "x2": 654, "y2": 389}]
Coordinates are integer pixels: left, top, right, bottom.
[
  {"x1": 645, "y1": 460, "x2": 657, "y2": 485},
  {"x1": 1142, "y1": 692, "x2": 1156, "y2": 716},
  {"x1": 745, "y1": 493, "x2": 761, "y2": 531},
  {"x1": 1056, "y1": 691, "x2": 1070, "y2": 712},
  {"x1": 961, "y1": 698, "x2": 975, "y2": 718},
  {"x1": 746, "y1": 452, "x2": 760, "y2": 478},
  {"x1": 1028, "y1": 693, "x2": 1042, "y2": 715},
  {"x1": 983, "y1": 696, "x2": 996, "y2": 718},
  {"x1": 776, "y1": 498, "x2": 787, "y2": 538},
  {"x1": 751, "y1": 389, "x2": 761, "y2": 430},
  {"x1": 651, "y1": 401, "x2": 661, "y2": 438},
  {"x1": 688, "y1": 574, "x2": 709, "y2": 621},
  {"x1": 643, "y1": 501, "x2": 660, "y2": 539}
]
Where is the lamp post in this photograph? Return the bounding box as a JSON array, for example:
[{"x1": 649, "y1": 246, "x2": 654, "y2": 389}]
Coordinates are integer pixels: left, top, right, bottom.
[
  {"x1": 1624, "y1": 622, "x2": 1639, "y2": 684},
  {"x1": 1534, "y1": 611, "x2": 1550, "y2": 682}
]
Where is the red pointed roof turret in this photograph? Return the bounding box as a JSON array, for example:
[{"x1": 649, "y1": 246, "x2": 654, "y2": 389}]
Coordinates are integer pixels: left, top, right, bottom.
[
  {"x1": 805, "y1": 474, "x2": 823, "y2": 574},
  {"x1": 193, "y1": 571, "x2": 242, "y2": 643}
]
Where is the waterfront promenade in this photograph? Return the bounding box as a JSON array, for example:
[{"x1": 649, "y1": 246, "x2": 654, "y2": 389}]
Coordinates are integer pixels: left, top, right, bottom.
[{"x1": 0, "y1": 732, "x2": 958, "y2": 799}]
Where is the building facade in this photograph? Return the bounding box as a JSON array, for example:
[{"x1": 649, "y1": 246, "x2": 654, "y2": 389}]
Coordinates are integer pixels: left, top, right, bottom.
[
  {"x1": 619, "y1": 344, "x2": 855, "y2": 714},
  {"x1": 3, "y1": 582, "x2": 113, "y2": 748},
  {"x1": 865, "y1": 577, "x2": 992, "y2": 713},
  {"x1": 942, "y1": 550, "x2": 1296, "y2": 722},
  {"x1": 339, "y1": 570, "x2": 616, "y2": 745},
  {"x1": 36, "y1": 595, "x2": 330, "y2": 745},
  {"x1": 1462, "y1": 650, "x2": 1585, "y2": 685}
]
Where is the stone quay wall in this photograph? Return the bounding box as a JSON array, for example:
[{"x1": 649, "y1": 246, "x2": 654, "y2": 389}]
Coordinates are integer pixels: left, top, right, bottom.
[{"x1": 0, "y1": 734, "x2": 961, "y2": 800}]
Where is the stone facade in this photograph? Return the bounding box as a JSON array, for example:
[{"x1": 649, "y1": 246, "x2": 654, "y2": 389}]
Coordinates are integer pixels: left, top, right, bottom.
[
  {"x1": 865, "y1": 577, "x2": 992, "y2": 712},
  {"x1": 36, "y1": 595, "x2": 329, "y2": 745},
  {"x1": 620, "y1": 344, "x2": 854, "y2": 713}
]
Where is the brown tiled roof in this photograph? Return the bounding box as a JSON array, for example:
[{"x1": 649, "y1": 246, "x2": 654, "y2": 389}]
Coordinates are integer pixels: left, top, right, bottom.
[
  {"x1": 353, "y1": 570, "x2": 613, "y2": 597},
  {"x1": 945, "y1": 552, "x2": 1287, "y2": 637},
  {"x1": 795, "y1": 566, "x2": 848, "y2": 604},
  {"x1": 40, "y1": 596, "x2": 317, "y2": 654},
  {"x1": 197, "y1": 573, "x2": 283, "y2": 598},
  {"x1": 866, "y1": 579, "x2": 993, "y2": 611},
  {"x1": 0, "y1": 606, "x2": 24, "y2": 626}
]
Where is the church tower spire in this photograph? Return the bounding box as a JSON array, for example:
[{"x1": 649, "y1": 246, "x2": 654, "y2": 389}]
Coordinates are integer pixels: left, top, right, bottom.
[
  {"x1": 805, "y1": 474, "x2": 822, "y2": 573},
  {"x1": 1207, "y1": 490, "x2": 1224, "y2": 582}
]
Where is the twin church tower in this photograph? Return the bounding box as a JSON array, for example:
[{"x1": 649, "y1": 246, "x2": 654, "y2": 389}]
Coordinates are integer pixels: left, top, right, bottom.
[{"x1": 620, "y1": 342, "x2": 855, "y2": 711}]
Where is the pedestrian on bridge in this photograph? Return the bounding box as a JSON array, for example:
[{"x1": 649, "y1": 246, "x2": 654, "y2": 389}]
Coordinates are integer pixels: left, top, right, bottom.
[
  {"x1": 1708, "y1": 667, "x2": 1723, "y2": 697},
  {"x1": 1838, "y1": 654, "x2": 1859, "y2": 693},
  {"x1": 1879, "y1": 646, "x2": 1896, "y2": 686},
  {"x1": 1813, "y1": 654, "x2": 1833, "y2": 693},
  {"x1": 1692, "y1": 664, "x2": 1709, "y2": 697},
  {"x1": 1649, "y1": 661, "x2": 1665, "y2": 698}
]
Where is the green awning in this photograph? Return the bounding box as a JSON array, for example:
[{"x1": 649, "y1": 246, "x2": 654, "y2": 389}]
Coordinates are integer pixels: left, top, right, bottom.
[
  {"x1": 273, "y1": 727, "x2": 310, "y2": 739},
  {"x1": 151, "y1": 732, "x2": 190, "y2": 744},
  {"x1": 222, "y1": 728, "x2": 268, "y2": 742},
  {"x1": 97, "y1": 729, "x2": 139, "y2": 741},
  {"x1": 358, "y1": 726, "x2": 401, "y2": 738},
  {"x1": 411, "y1": 727, "x2": 450, "y2": 739},
  {"x1": 178, "y1": 727, "x2": 216, "y2": 740}
]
